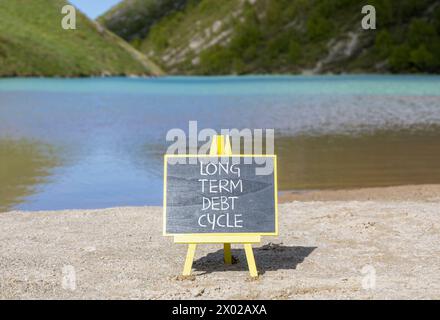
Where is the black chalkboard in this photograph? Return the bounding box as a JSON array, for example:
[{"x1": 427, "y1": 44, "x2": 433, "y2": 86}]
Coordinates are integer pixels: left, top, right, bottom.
[{"x1": 164, "y1": 156, "x2": 277, "y2": 235}]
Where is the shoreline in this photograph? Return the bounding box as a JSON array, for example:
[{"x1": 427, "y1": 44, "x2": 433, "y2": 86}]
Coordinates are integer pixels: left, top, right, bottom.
[
  {"x1": 1, "y1": 73, "x2": 439, "y2": 79},
  {"x1": 279, "y1": 184, "x2": 440, "y2": 203},
  {"x1": 1, "y1": 184, "x2": 440, "y2": 299}
]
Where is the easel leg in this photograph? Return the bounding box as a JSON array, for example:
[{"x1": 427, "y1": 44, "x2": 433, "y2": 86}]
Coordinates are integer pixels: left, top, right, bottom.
[
  {"x1": 224, "y1": 243, "x2": 232, "y2": 264},
  {"x1": 182, "y1": 244, "x2": 197, "y2": 276},
  {"x1": 244, "y1": 244, "x2": 258, "y2": 278}
]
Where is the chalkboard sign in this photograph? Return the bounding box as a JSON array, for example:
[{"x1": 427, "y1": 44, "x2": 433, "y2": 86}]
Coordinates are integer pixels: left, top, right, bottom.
[{"x1": 163, "y1": 155, "x2": 278, "y2": 235}]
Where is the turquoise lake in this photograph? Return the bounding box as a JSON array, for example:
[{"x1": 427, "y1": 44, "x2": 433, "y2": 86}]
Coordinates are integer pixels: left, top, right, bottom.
[{"x1": 1, "y1": 75, "x2": 440, "y2": 211}]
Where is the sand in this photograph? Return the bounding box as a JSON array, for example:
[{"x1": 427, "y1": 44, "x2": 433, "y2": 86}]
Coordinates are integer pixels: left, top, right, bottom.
[{"x1": 1, "y1": 184, "x2": 440, "y2": 299}]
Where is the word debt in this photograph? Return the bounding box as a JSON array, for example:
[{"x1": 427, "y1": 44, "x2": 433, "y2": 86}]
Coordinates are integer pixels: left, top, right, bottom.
[
  {"x1": 202, "y1": 196, "x2": 238, "y2": 210},
  {"x1": 198, "y1": 212, "x2": 243, "y2": 230}
]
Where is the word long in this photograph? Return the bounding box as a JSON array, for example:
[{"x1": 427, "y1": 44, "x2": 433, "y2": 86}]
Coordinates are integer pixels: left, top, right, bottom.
[{"x1": 200, "y1": 162, "x2": 240, "y2": 177}]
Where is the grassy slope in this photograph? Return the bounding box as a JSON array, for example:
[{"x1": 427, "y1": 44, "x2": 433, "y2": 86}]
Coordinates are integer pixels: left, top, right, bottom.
[
  {"x1": 0, "y1": 0, "x2": 163, "y2": 77},
  {"x1": 101, "y1": 0, "x2": 440, "y2": 75}
]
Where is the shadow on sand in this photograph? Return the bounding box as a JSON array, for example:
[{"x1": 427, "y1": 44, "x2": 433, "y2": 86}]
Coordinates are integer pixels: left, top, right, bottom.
[{"x1": 193, "y1": 243, "x2": 316, "y2": 275}]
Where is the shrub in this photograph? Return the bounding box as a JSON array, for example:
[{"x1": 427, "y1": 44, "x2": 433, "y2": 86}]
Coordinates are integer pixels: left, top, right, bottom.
[
  {"x1": 288, "y1": 40, "x2": 302, "y2": 63},
  {"x1": 434, "y1": 7, "x2": 440, "y2": 34},
  {"x1": 389, "y1": 44, "x2": 411, "y2": 71},
  {"x1": 408, "y1": 19, "x2": 437, "y2": 48},
  {"x1": 307, "y1": 13, "x2": 332, "y2": 40},
  {"x1": 375, "y1": 30, "x2": 393, "y2": 58},
  {"x1": 199, "y1": 46, "x2": 233, "y2": 74},
  {"x1": 410, "y1": 44, "x2": 436, "y2": 71}
]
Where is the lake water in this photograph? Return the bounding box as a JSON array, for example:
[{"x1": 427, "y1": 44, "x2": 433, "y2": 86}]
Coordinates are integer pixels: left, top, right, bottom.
[{"x1": 1, "y1": 75, "x2": 440, "y2": 211}]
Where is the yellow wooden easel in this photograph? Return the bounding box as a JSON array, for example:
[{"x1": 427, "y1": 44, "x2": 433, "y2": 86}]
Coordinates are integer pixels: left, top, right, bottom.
[{"x1": 175, "y1": 135, "x2": 261, "y2": 278}]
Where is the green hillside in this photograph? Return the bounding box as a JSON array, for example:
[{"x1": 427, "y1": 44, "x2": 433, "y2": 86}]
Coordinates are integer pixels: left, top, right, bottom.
[
  {"x1": 97, "y1": 0, "x2": 190, "y2": 42},
  {"x1": 101, "y1": 0, "x2": 440, "y2": 75},
  {"x1": 0, "y1": 0, "x2": 163, "y2": 77}
]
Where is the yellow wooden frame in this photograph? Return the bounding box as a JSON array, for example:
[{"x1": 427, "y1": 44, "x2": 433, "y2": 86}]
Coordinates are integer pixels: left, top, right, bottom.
[{"x1": 163, "y1": 135, "x2": 278, "y2": 278}]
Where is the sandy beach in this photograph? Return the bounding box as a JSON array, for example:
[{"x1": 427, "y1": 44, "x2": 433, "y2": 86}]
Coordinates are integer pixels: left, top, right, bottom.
[{"x1": 1, "y1": 184, "x2": 440, "y2": 299}]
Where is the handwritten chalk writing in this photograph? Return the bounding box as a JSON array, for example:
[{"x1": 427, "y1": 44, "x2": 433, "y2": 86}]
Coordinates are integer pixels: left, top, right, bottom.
[
  {"x1": 198, "y1": 179, "x2": 243, "y2": 193},
  {"x1": 202, "y1": 196, "x2": 238, "y2": 210},
  {"x1": 197, "y1": 160, "x2": 245, "y2": 230},
  {"x1": 198, "y1": 213, "x2": 243, "y2": 230},
  {"x1": 200, "y1": 162, "x2": 240, "y2": 177}
]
